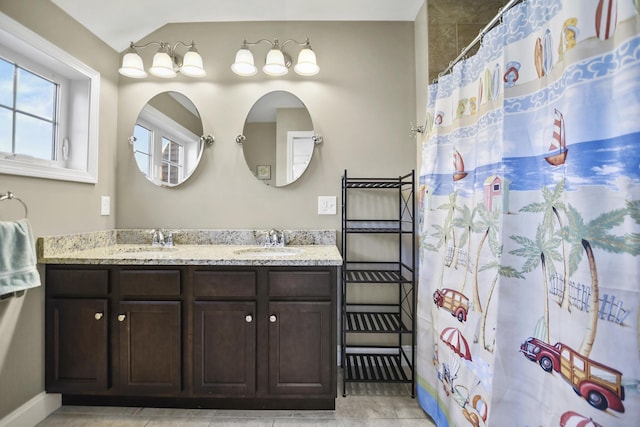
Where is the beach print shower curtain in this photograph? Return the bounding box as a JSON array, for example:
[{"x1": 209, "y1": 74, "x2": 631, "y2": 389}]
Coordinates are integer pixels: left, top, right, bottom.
[{"x1": 416, "y1": 0, "x2": 640, "y2": 426}]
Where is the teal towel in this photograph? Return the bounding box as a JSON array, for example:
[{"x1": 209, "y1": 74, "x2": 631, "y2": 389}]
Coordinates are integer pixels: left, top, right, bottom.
[{"x1": 0, "y1": 219, "x2": 41, "y2": 296}]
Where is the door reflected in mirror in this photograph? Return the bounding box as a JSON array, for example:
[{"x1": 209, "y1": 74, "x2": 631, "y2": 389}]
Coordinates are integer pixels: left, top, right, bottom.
[
  {"x1": 132, "y1": 91, "x2": 207, "y2": 187},
  {"x1": 241, "y1": 91, "x2": 316, "y2": 186}
]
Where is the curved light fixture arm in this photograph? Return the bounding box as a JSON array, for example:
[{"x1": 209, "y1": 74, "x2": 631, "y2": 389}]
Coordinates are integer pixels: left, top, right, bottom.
[
  {"x1": 241, "y1": 38, "x2": 311, "y2": 49},
  {"x1": 131, "y1": 41, "x2": 196, "y2": 69},
  {"x1": 242, "y1": 38, "x2": 276, "y2": 48},
  {"x1": 281, "y1": 38, "x2": 312, "y2": 49},
  {"x1": 127, "y1": 40, "x2": 162, "y2": 50},
  {"x1": 129, "y1": 40, "x2": 196, "y2": 56}
]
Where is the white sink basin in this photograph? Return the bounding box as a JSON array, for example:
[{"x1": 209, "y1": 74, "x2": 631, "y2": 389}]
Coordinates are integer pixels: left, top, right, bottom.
[{"x1": 233, "y1": 247, "x2": 303, "y2": 257}]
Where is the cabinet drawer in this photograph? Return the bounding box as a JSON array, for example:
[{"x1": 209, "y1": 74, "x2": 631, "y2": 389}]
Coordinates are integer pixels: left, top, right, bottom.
[
  {"x1": 119, "y1": 270, "x2": 181, "y2": 296},
  {"x1": 193, "y1": 271, "x2": 256, "y2": 298},
  {"x1": 268, "y1": 271, "x2": 332, "y2": 298},
  {"x1": 46, "y1": 269, "x2": 108, "y2": 296}
]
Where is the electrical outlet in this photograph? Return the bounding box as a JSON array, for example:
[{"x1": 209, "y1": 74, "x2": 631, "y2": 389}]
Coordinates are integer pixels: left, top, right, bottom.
[
  {"x1": 100, "y1": 196, "x2": 110, "y2": 216},
  {"x1": 318, "y1": 196, "x2": 337, "y2": 215}
]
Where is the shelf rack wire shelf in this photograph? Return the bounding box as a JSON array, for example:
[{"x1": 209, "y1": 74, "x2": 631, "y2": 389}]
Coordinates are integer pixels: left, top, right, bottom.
[{"x1": 340, "y1": 170, "x2": 415, "y2": 397}]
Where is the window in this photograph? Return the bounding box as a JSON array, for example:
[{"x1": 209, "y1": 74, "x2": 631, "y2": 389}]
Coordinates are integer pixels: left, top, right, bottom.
[
  {"x1": 0, "y1": 57, "x2": 58, "y2": 160},
  {"x1": 161, "y1": 137, "x2": 183, "y2": 185},
  {"x1": 133, "y1": 124, "x2": 152, "y2": 177},
  {"x1": 134, "y1": 105, "x2": 198, "y2": 186},
  {"x1": 0, "y1": 12, "x2": 99, "y2": 183}
]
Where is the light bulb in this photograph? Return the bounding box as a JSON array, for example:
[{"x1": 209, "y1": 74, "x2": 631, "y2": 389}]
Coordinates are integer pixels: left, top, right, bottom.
[
  {"x1": 263, "y1": 48, "x2": 288, "y2": 76},
  {"x1": 231, "y1": 47, "x2": 257, "y2": 76},
  {"x1": 294, "y1": 47, "x2": 319, "y2": 76},
  {"x1": 149, "y1": 45, "x2": 176, "y2": 78},
  {"x1": 180, "y1": 48, "x2": 206, "y2": 77},
  {"x1": 119, "y1": 50, "x2": 147, "y2": 78}
]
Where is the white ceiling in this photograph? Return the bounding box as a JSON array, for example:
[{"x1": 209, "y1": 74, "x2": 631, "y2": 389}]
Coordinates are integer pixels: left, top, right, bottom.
[{"x1": 51, "y1": 0, "x2": 425, "y2": 51}]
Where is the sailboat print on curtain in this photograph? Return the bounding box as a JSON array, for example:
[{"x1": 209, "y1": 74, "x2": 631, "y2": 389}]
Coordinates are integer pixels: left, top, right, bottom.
[
  {"x1": 544, "y1": 109, "x2": 567, "y2": 166},
  {"x1": 453, "y1": 150, "x2": 468, "y2": 181}
]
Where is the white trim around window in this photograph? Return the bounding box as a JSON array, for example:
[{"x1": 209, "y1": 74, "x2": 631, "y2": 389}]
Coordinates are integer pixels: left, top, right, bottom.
[{"x1": 0, "y1": 12, "x2": 100, "y2": 184}]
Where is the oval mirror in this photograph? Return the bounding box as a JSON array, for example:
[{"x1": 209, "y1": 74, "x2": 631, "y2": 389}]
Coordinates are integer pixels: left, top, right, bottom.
[
  {"x1": 132, "y1": 91, "x2": 210, "y2": 187},
  {"x1": 241, "y1": 91, "x2": 316, "y2": 186}
]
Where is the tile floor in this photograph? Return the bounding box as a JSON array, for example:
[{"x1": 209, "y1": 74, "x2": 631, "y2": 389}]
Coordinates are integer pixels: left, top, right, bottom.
[{"x1": 37, "y1": 371, "x2": 435, "y2": 426}]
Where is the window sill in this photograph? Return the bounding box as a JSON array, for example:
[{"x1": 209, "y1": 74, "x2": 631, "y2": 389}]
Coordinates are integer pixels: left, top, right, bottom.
[{"x1": 0, "y1": 158, "x2": 97, "y2": 184}]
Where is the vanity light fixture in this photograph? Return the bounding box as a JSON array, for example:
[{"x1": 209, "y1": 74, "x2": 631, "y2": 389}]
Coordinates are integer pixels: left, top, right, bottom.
[
  {"x1": 231, "y1": 38, "x2": 319, "y2": 77},
  {"x1": 119, "y1": 41, "x2": 206, "y2": 78}
]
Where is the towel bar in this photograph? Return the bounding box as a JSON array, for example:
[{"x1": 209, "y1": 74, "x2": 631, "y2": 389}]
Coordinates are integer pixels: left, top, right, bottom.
[
  {"x1": 0, "y1": 191, "x2": 28, "y2": 218},
  {"x1": 0, "y1": 290, "x2": 26, "y2": 301}
]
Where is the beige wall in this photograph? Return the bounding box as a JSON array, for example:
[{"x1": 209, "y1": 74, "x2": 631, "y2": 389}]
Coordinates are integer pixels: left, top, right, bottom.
[
  {"x1": 244, "y1": 122, "x2": 277, "y2": 186},
  {"x1": 148, "y1": 93, "x2": 203, "y2": 136},
  {"x1": 0, "y1": 0, "x2": 120, "y2": 419},
  {"x1": 116, "y1": 21, "x2": 417, "y2": 230}
]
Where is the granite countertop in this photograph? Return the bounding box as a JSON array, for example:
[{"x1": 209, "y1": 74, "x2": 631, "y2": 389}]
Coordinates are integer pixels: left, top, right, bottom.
[{"x1": 38, "y1": 229, "x2": 342, "y2": 266}]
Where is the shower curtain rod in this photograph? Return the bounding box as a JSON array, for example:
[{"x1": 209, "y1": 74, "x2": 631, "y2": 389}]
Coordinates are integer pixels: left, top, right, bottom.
[{"x1": 437, "y1": 0, "x2": 524, "y2": 80}]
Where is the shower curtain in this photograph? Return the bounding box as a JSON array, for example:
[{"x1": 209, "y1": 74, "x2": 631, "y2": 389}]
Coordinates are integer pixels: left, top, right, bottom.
[{"x1": 416, "y1": 1, "x2": 640, "y2": 426}]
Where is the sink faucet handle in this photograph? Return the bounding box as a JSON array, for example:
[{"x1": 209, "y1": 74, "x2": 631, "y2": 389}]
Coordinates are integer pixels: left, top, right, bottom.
[
  {"x1": 268, "y1": 229, "x2": 285, "y2": 246},
  {"x1": 165, "y1": 231, "x2": 174, "y2": 247}
]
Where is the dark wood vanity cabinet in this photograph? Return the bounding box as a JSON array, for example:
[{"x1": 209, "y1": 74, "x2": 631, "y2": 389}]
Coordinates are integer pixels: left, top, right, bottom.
[
  {"x1": 267, "y1": 271, "x2": 335, "y2": 397},
  {"x1": 46, "y1": 298, "x2": 109, "y2": 392},
  {"x1": 117, "y1": 269, "x2": 182, "y2": 395},
  {"x1": 45, "y1": 269, "x2": 109, "y2": 393},
  {"x1": 191, "y1": 268, "x2": 336, "y2": 404},
  {"x1": 45, "y1": 264, "x2": 337, "y2": 409},
  {"x1": 45, "y1": 267, "x2": 183, "y2": 396},
  {"x1": 192, "y1": 270, "x2": 257, "y2": 396}
]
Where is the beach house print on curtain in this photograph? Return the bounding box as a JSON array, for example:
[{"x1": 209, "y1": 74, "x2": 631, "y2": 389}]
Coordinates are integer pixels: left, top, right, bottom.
[{"x1": 417, "y1": 0, "x2": 640, "y2": 426}]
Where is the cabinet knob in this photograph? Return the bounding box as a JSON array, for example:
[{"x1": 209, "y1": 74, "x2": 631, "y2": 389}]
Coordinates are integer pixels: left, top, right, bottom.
[
  {"x1": 269, "y1": 315, "x2": 277, "y2": 323},
  {"x1": 94, "y1": 312, "x2": 103, "y2": 320},
  {"x1": 245, "y1": 314, "x2": 253, "y2": 323},
  {"x1": 117, "y1": 314, "x2": 126, "y2": 322}
]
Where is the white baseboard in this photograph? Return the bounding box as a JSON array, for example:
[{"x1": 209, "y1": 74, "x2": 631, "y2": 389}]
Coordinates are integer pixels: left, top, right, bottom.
[{"x1": 0, "y1": 392, "x2": 61, "y2": 427}]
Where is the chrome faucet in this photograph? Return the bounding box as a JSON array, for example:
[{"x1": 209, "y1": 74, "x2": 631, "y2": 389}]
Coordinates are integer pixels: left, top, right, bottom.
[
  {"x1": 151, "y1": 229, "x2": 174, "y2": 247},
  {"x1": 267, "y1": 229, "x2": 286, "y2": 247}
]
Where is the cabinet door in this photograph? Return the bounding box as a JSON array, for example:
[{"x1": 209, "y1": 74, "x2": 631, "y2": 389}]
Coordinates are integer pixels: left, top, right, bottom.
[
  {"x1": 268, "y1": 301, "x2": 333, "y2": 396},
  {"x1": 193, "y1": 301, "x2": 256, "y2": 395},
  {"x1": 118, "y1": 301, "x2": 181, "y2": 394},
  {"x1": 45, "y1": 299, "x2": 108, "y2": 392}
]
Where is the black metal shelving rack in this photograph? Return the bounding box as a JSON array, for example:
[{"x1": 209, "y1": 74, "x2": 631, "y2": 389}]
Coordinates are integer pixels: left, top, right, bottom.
[{"x1": 341, "y1": 170, "x2": 416, "y2": 397}]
